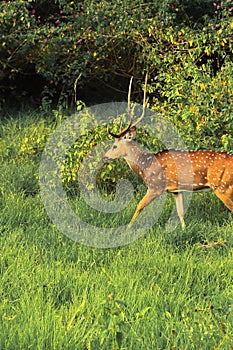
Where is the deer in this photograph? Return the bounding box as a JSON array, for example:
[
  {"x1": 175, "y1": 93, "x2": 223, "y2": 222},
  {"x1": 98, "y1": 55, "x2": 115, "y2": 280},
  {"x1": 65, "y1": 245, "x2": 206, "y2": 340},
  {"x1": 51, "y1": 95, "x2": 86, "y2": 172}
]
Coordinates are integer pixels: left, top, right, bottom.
[{"x1": 103, "y1": 75, "x2": 233, "y2": 228}]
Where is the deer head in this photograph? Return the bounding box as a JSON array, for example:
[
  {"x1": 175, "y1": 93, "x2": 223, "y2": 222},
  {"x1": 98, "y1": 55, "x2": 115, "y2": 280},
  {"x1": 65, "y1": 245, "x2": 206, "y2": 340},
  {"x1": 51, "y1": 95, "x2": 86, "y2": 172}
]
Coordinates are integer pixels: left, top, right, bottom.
[{"x1": 104, "y1": 127, "x2": 136, "y2": 161}]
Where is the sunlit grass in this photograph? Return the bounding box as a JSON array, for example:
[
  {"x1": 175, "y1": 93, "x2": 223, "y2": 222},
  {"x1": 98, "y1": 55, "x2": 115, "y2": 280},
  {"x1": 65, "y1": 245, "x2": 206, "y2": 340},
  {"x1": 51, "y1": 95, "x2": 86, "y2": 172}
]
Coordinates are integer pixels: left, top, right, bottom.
[{"x1": 0, "y1": 111, "x2": 233, "y2": 350}]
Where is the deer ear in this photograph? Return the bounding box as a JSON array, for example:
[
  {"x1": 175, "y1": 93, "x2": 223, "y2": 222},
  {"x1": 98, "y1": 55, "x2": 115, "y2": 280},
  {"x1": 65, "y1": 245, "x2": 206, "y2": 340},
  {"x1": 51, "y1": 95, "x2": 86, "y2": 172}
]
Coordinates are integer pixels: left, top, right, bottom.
[
  {"x1": 129, "y1": 128, "x2": 136, "y2": 140},
  {"x1": 125, "y1": 127, "x2": 136, "y2": 140}
]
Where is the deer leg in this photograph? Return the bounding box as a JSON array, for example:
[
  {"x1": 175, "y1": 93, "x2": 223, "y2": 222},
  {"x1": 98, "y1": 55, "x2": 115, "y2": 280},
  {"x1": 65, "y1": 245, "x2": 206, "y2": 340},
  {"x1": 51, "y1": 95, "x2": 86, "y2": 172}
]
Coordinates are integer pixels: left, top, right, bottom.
[
  {"x1": 213, "y1": 187, "x2": 233, "y2": 212},
  {"x1": 130, "y1": 189, "x2": 162, "y2": 223},
  {"x1": 174, "y1": 192, "x2": 185, "y2": 229}
]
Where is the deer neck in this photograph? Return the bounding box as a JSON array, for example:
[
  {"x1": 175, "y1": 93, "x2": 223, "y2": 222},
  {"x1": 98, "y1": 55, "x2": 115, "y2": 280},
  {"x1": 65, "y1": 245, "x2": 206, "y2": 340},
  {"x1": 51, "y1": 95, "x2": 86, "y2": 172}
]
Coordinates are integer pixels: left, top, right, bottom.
[{"x1": 124, "y1": 143, "x2": 153, "y2": 177}]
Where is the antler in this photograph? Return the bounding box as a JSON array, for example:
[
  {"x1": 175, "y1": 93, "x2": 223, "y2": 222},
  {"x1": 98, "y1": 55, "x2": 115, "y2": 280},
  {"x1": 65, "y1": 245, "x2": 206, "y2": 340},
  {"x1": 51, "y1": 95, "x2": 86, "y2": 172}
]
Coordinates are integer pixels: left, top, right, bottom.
[
  {"x1": 130, "y1": 73, "x2": 149, "y2": 129},
  {"x1": 109, "y1": 74, "x2": 148, "y2": 138}
]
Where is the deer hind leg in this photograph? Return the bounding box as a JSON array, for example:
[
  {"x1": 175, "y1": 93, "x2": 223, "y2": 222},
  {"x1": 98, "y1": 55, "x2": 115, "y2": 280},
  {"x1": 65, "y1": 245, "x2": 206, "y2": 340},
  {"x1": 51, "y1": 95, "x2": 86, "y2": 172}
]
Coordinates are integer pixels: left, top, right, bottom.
[
  {"x1": 130, "y1": 189, "x2": 163, "y2": 223},
  {"x1": 174, "y1": 192, "x2": 185, "y2": 229},
  {"x1": 213, "y1": 186, "x2": 233, "y2": 212}
]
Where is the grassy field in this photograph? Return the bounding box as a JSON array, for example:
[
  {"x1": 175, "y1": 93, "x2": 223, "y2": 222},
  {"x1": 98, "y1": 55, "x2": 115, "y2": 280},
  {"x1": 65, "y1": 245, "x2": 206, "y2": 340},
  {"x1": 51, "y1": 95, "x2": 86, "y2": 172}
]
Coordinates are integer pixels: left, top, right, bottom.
[{"x1": 0, "y1": 111, "x2": 233, "y2": 350}]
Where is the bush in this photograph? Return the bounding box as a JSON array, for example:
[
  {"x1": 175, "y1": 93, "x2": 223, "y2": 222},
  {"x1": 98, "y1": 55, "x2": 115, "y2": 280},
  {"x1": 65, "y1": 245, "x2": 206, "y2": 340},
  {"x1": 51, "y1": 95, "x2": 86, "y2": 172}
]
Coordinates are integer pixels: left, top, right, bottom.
[
  {"x1": 1, "y1": 0, "x2": 232, "y2": 105},
  {"x1": 1, "y1": 0, "x2": 233, "y2": 189}
]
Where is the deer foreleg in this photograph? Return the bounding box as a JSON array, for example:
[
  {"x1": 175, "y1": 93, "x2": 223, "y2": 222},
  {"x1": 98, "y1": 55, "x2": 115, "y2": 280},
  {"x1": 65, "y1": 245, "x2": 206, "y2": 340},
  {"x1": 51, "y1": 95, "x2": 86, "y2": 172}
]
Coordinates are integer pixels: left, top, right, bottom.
[
  {"x1": 130, "y1": 189, "x2": 163, "y2": 223},
  {"x1": 174, "y1": 192, "x2": 185, "y2": 229}
]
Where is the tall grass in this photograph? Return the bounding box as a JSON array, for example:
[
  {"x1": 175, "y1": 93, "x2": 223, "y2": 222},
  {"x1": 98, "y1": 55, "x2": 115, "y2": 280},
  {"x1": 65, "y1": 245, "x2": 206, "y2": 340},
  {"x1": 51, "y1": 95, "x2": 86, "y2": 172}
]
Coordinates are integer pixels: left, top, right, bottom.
[{"x1": 0, "y1": 111, "x2": 233, "y2": 350}]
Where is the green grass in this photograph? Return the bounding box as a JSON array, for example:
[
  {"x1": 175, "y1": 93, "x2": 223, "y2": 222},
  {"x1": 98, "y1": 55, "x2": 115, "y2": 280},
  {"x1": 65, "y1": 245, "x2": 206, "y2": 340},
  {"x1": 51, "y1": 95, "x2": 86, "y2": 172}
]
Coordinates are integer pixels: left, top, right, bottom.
[{"x1": 0, "y1": 111, "x2": 233, "y2": 350}]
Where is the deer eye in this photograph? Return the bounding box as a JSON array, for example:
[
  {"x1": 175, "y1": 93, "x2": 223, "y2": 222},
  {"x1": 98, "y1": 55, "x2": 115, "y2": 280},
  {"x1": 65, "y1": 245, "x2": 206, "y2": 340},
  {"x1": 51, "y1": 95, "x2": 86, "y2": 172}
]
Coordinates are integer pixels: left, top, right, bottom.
[{"x1": 113, "y1": 145, "x2": 117, "y2": 149}]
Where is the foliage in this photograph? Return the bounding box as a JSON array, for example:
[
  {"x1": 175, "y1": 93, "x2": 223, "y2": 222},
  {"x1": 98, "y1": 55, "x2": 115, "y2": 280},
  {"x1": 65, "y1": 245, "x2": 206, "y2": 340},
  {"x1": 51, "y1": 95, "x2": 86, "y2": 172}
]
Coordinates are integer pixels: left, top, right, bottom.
[
  {"x1": 0, "y1": 0, "x2": 232, "y2": 104},
  {"x1": 1, "y1": 1, "x2": 233, "y2": 186},
  {"x1": 152, "y1": 60, "x2": 233, "y2": 150}
]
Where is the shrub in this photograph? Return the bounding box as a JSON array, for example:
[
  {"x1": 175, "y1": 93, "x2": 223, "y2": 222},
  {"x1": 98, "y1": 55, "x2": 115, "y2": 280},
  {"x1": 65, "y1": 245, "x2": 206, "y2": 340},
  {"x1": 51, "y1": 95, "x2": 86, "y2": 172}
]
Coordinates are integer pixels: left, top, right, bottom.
[
  {"x1": 1, "y1": 0, "x2": 232, "y2": 191},
  {"x1": 1, "y1": 0, "x2": 232, "y2": 105}
]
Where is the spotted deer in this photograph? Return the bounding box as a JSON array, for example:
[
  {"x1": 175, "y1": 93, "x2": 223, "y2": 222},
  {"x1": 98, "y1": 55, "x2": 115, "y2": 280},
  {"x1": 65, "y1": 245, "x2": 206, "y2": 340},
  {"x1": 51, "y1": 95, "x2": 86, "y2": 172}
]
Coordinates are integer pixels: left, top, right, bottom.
[{"x1": 104, "y1": 76, "x2": 233, "y2": 228}]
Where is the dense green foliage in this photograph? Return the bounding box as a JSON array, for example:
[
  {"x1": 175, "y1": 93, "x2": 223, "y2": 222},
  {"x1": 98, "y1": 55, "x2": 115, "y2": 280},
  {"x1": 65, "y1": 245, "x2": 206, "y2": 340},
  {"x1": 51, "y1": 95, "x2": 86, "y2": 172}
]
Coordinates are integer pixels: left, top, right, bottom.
[
  {"x1": 1, "y1": 111, "x2": 233, "y2": 350},
  {"x1": 1, "y1": 0, "x2": 232, "y2": 105},
  {"x1": 1, "y1": 1, "x2": 233, "y2": 163}
]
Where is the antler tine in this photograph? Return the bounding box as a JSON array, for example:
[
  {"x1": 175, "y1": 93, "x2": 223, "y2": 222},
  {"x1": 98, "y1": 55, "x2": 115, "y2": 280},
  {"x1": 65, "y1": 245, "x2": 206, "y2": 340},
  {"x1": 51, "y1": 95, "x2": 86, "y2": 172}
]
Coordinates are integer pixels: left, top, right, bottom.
[
  {"x1": 108, "y1": 75, "x2": 148, "y2": 138},
  {"x1": 109, "y1": 76, "x2": 134, "y2": 138},
  {"x1": 131, "y1": 73, "x2": 149, "y2": 128},
  {"x1": 127, "y1": 76, "x2": 134, "y2": 125}
]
